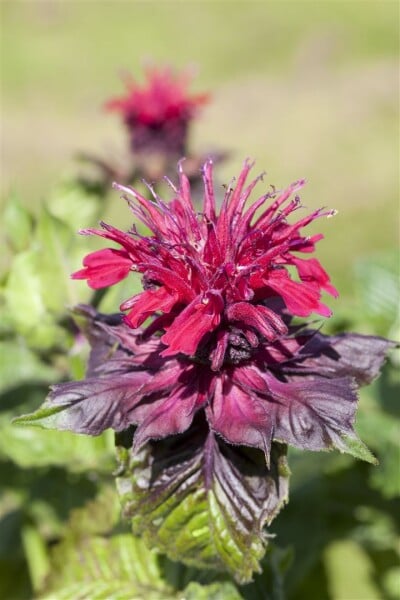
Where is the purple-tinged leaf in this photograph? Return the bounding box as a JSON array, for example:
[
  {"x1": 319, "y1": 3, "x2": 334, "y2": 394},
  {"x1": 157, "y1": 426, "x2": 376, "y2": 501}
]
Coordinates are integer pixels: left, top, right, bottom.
[
  {"x1": 71, "y1": 304, "x2": 163, "y2": 376},
  {"x1": 115, "y1": 419, "x2": 289, "y2": 584},
  {"x1": 15, "y1": 306, "x2": 207, "y2": 442},
  {"x1": 294, "y1": 332, "x2": 397, "y2": 385},
  {"x1": 265, "y1": 375, "x2": 377, "y2": 463},
  {"x1": 206, "y1": 375, "x2": 273, "y2": 464},
  {"x1": 132, "y1": 385, "x2": 203, "y2": 452},
  {"x1": 14, "y1": 373, "x2": 148, "y2": 434},
  {"x1": 15, "y1": 306, "x2": 390, "y2": 466}
]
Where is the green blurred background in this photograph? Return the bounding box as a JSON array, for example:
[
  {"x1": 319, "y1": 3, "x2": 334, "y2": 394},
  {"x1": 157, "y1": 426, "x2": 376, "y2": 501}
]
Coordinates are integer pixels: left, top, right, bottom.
[
  {"x1": 1, "y1": 2, "x2": 399, "y2": 599},
  {"x1": 2, "y1": 0, "x2": 398, "y2": 300}
]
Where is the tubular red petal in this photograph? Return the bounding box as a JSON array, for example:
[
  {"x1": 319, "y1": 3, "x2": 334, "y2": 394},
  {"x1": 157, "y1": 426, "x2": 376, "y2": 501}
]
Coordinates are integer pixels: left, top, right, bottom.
[
  {"x1": 123, "y1": 287, "x2": 178, "y2": 328},
  {"x1": 161, "y1": 292, "x2": 224, "y2": 356},
  {"x1": 227, "y1": 302, "x2": 287, "y2": 341},
  {"x1": 71, "y1": 248, "x2": 132, "y2": 289}
]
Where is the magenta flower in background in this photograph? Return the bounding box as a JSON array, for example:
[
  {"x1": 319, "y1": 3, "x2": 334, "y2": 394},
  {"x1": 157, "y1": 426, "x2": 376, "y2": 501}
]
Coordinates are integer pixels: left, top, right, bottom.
[
  {"x1": 105, "y1": 66, "x2": 209, "y2": 156},
  {"x1": 72, "y1": 160, "x2": 338, "y2": 369}
]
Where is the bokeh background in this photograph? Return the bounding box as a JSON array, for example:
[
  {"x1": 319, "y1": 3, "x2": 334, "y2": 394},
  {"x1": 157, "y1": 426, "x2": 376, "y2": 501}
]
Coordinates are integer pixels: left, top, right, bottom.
[
  {"x1": 2, "y1": 1, "x2": 399, "y2": 298},
  {"x1": 1, "y1": 2, "x2": 399, "y2": 599}
]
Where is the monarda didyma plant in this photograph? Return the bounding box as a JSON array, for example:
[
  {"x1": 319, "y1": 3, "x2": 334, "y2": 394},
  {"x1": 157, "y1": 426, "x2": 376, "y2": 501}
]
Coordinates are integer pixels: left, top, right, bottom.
[
  {"x1": 80, "y1": 65, "x2": 225, "y2": 193},
  {"x1": 17, "y1": 160, "x2": 395, "y2": 583},
  {"x1": 105, "y1": 65, "x2": 214, "y2": 184},
  {"x1": 106, "y1": 66, "x2": 209, "y2": 159}
]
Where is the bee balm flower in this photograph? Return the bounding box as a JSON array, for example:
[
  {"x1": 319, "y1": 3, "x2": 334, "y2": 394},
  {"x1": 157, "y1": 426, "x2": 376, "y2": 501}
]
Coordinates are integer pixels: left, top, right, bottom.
[
  {"x1": 106, "y1": 66, "x2": 209, "y2": 157},
  {"x1": 17, "y1": 162, "x2": 395, "y2": 559},
  {"x1": 73, "y1": 160, "x2": 338, "y2": 370}
]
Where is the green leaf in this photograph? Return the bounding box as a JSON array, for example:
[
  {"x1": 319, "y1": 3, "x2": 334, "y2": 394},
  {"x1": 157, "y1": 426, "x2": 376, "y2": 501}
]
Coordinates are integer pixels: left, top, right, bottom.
[
  {"x1": 354, "y1": 252, "x2": 400, "y2": 335},
  {"x1": 4, "y1": 207, "x2": 92, "y2": 323},
  {"x1": 35, "y1": 208, "x2": 83, "y2": 313},
  {"x1": 356, "y1": 393, "x2": 400, "y2": 498},
  {"x1": 2, "y1": 248, "x2": 72, "y2": 349},
  {"x1": 38, "y1": 488, "x2": 246, "y2": 599},
  {"x1": 2, "y1": 418, "x2": 115, "y2": 472},
  {"x1": 8, "y1": 380, "x2": 115, "y2": 472},
  {"x1": 3, "y1": 207, "x2": 95, "y2": 349},
  {"x1": 369, "y1": 442, "x2": 400, "y2": 498},
  {"x1": 324, "y1": 540, "x2": 381, "y2": 599},
  {"x1": 115, "y1": 424, "x2": 289, "y2": 584},
  {"x1": 3, "y1": 249, "x2": 46, "y2": 331},
  {"x1": 382, "y1": 567, "x2": 400, "y2": 599},
  {"x1": 339, "y1": 434, "x2": 378, "y2": 465},
  {"x1": 183, "y1": 581, "x2": 242, "y2": 599},
  {"x1": 47, "y1": 180, "x2": 101, "y2": 231},
  {"x1": 41, "y1": 580, "x2": 171, "y2": 600},
  {"x1": 40, "y1": 491, "x2": 174, "y2": 600},
  {"x1": 0, "y1": 290, "x2": 14, "y2": 336},
  {"x1": 0, "y1": 340, "x2": 57, "y2": 393},
  {"x1": 13, "y1": 403, "x2": 74, "y2": 429},
  {"x1": 21, "y1": 524, "x2": 50, "y2": 593},
  {"x1": 2, "y1": 195, "x2": 33, "y2": 253},
  {"x1": 273, "y1": 450, "x2": 399, "y2": 599},
  {"x1": 240, "y1": 545, "x2": 292, "y2": 600},
  {"x1": 352, "y1": 362, "x2": 400, "y2": 498}
]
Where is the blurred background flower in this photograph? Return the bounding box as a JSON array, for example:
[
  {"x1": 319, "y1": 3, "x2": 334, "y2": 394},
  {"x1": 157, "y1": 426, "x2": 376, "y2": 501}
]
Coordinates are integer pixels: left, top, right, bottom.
[{"x1": 105, "y1": 65, "x2": 208, "y2": 155}]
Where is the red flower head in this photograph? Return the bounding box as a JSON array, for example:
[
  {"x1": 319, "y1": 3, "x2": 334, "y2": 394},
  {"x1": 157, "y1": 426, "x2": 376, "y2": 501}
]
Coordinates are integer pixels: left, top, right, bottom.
[
  {"x1": 72, "y1": 160, "x2": 338, "y2": 370},
  {"x1": 105, "y1": 66, "x2": 209, "y2": 156}
]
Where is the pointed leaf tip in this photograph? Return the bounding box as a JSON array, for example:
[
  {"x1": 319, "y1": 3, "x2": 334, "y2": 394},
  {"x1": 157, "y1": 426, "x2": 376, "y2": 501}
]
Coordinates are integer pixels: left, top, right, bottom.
[
  {"x1": 12, "y1": 403, "x2": 69, "y2": 429},
  {"x1": 340, "y1": 434, "x2": 378, "y2": 465}
]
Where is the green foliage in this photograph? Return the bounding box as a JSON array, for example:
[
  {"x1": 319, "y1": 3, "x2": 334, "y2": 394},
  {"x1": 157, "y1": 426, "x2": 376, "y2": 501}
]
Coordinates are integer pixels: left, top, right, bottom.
[
  {"x1": 329, "y1": 252, "x2": 400, "y2": 502},
  {"x1": 240, "y1": 545, "x2": 293, "y2": 600},
  {"x1": 182, "y1": 582, "x2": 242, "y2": 600},
  {"x1": 35, "y1": 486, "x2": 290, "y2": 600},
  {"x1": 41, "y1": 535, "x2": 173, "y2": 600},
  {"x1": 357, "y1": 365, "x2": 400, "y2": 500},
  {"x1": 115, "y1": 428, "x2": 289, "y2": 585},
  {"x1": 354, "y1": 253, "x2": 399, "y2": 335},
  {"x1": 0, "y1": 341, "x2": 57, "y2": 392},
  {"x1": 339, "y1": 434, "x2": 378, "y2": 465},
  {"x1": 46, "y1": 180, "x2": 103, "y2": 231},
  {"x1": 274, "y1": 458, "x2": 399, "y2": 600},
  {"x1": 1, "y1": 157, "x2": 398, "y2": 597},
  {"x1": 273, "y1": 360, "x2": 399, "y2": 600},
  {"x1": 0, "y1": 458, "x2": 102, "y2": 600},
  {"x1": 41, "y1": 490, "x2": 173, "y2": 600},
  {"x1": 2, "y1": 196, "x2": 33, "y2": 253},
  {"x1": 13, "y1": 402, "x2": 83, "y2": 430},
  {"x1": 2, "y1": 199, "x2": 84, "y2": 353},
  {"x1": 328, "y1": 251, "x2": 400, "y2": 343},
  {"x1": 0, "y1": 187, "x2": 127, "y2": 599},
  {"x1": 2, "y1": 210, "x2": 91, "y2": 351},
  {"x1": 1, "y1": 420, "x2": 114, "y2": 472}
]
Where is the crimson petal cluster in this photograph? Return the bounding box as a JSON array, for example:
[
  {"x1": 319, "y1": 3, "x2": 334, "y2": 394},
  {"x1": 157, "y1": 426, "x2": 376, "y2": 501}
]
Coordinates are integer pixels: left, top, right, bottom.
[{"x1": 72, "y1": 160, "x2": 338, "y2": 370}]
